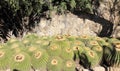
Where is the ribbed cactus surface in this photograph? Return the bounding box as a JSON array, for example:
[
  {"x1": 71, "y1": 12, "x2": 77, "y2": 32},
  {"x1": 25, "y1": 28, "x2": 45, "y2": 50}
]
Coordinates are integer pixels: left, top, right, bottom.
[{"x1": 0, "y1": 34, "x2": 120, "y2": 71}]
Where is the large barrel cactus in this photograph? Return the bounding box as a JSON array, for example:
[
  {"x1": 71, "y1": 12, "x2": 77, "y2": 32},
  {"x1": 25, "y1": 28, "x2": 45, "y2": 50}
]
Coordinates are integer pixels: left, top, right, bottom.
[{"x1": 0, "y1": 34, "x2": 120, "y2": 71}]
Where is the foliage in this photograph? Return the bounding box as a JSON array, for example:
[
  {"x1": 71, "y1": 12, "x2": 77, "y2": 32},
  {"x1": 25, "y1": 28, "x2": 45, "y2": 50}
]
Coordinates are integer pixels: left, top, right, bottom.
[
  {"x1": 0, "y1": 34, "x2": 120, "y2": 70},
  {"x1": 0, "y1": 0, "x2": 92, "y2": 42}
]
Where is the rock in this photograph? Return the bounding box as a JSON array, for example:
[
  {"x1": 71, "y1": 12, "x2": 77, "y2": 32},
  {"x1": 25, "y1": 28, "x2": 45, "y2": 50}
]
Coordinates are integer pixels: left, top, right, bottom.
[
  {"x1": 35, "y1": 0, "x2": 120, "y2": 37},
  {"x1": 82, "y1": 69, "x2": 90, "y2": 71},
  {"x1": 93, "y1": 66, "x2": 105, "y2": 71},
  {"x1": 6, "y1": 69, "x2": 10, "y2": 71},
  {"x1": 107, "y1": 67, "x2": 120, "y2": 71},
  {"x1": 112, "y1": 25, "x2": 120, "y2": 38},
  {"x1": 37, "y1": 13, "x2": 98, "y2": 36}
]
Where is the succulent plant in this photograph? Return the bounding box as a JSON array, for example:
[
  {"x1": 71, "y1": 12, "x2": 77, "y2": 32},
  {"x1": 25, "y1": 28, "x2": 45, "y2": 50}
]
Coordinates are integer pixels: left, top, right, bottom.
[
  {"x1": 40, "y1": 36, "x2": 51, "y2": 41},
  {"x1": 91, "y1": 45, "x2": 103, "y2": 65},
  {"x1": 26, "y1": 45, "x2": 38, "y2": 56},
  {"x1": 24, "y1": 33, "x2": 39, "y2": 40},
  {"x1": 111, "y1": 51, "x2": 120, "y2": 67},
  {"x1": 69, "y1": 40, "x2": 85, "y2": 59},
  {"x1": 6, "y1": 40, "x2": 22, "y2": 51},
  {"x1": 104, "y1": 38, "x2": 120, "y2": 67},
  {"x1": 111, "y1": 41, "x2": 120, "y2": 67},
  {"x1": 31, "y1": 48, "x2": 49, "y2": 70},
  {"x1": 103, "y1": 42, "x2": 116, "y2": 66},
  {"x1": 84, "y1": 40, "x2": 99, "y2": 48},
  {"x1": 59, "y1": 40, "x2": 70, "y2": 48},
  {"x1": 22, "y1": 33, "x2": 39, "y2": 46},
  {"x1": 22, "y1": 38, "x2": 31, "y2": 46},
  {"x1": 10, "y1": 52, "x2": 31, "y2": 71},
  {"x1": 0, "y1": 44, "x2": 7, "y2": 49},
  {"x1": 8, "y1": 41, "x2": 27, "y2": 53},
  {"x1": 38, "y1": 40, "x2": 50, "y2": 49},
  {"x1": 7, "y1": 40, "x2": 23, "y2": 48},
  {"x1": 94, "y1": 37, "x2": 107, "y2": 46},
  {"x1": 72, "y1": 45, "x2": 84, "y2": 60},
  {"x1": 47, "y1": 56, "x2": 63, "y2": 71},
  {"x1": 0, "y1": 49, "x2": 13, "y2": 70},
  {"x1": 78, "y1": 35, "x2": 92, "y2": 43},
  {"x1": 80, "y1": 47, "x2": 99, "y2": 68},
  {"x1": 47, "y1": 42, "x2": 61, "y2": 56},
  {"x1": 63, "y1": 59, "x2": 76, "y2": 71},
  {"x1": 107, "y1": 38, "x2": 120, "y2": 44},
  {"x1": 7, "y1": 38, "x2": 18, "y2": 45},
  {"x1": 55, "y1": 35, "x2": 66, "y2": 41},
  {"x1": 60, "y1": 46, "x2": 74, "y2": 60},
  {"x1": 64, "y1": 35, "x2": 76, "y2": 41},
  {"x1": 32, "y1": 36, "x2": 50, "y2": 48},
  {"x1": 1, "y1": 34, "x2": 120, "y2": 70},
  {"x1": 73, "y1": 40, "x2": 85, "y2": 46}
]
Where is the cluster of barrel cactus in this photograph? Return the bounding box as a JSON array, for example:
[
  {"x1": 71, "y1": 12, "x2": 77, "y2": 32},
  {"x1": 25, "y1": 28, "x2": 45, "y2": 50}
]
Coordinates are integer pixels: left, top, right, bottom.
[{"x1": 0, "y1": 34, "x2": 120, "y2": 71}]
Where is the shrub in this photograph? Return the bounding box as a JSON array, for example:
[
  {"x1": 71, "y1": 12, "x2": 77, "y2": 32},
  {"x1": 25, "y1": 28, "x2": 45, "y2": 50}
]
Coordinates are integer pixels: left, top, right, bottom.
[{"x1": 0, "y1": 0, "x2": 92, "y2": 41}]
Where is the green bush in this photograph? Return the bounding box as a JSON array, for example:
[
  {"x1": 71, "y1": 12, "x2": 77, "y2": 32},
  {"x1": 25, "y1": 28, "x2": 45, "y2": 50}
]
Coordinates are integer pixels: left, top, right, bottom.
[{"x1": 0, "y1": 0, "x2": 92, "y2": 41}]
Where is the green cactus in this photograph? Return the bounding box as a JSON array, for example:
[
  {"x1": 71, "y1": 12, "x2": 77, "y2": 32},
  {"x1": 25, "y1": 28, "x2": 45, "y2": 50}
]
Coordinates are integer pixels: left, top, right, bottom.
[
  {"x1": 0, "y1": 44, "x2": 7, "y2": 49},
  {"x1": 33, "y1": 39, "x2": 42, "y2": 45},
  {"x1": 74, "y1": 40, "x2": 85, "y2": 46},
  {"x1": 77, "y1": 35, "x2": 92, "y2": 46},
  {"x1": 78, "y1": 35, "x2": 92, "y2": 42},
  {"x1": 103, "y1": 37, "x2": 109, "y2": 41},
  {"x1": 22, "y1": 38, "x2": 31, "y2": 46},
  {"x1": 33, "y1": 36, "x2": 50, "y2": 47},
  {"x1": 80, "y1": 47, "x2": 99, "y2": 68},
  {"x1": 50, "y1": 35, "x2": 68, "y2": 48},
  {"x1": 31, "y1": 48, "x2": 49, "y2": 70},
  {"x1": 60, "y1": 46, "x2": 74, "y2": 60},
  {"x1": 77, "y1": 35, "x2": 88, "y2": 41},
  {"x1": 0, "y1": 49, "x2": 13, "y2": 70},
  {"x1": 103, "y1": 42, "x2": 116, "y2": 66},
  {"x1": 22, "y1": 33, "x2": 39, "y2": 46},
  {"x1": 91, "y1": 45, "x2": 103, "y2": 64},
  {"x1": 0, "y1": 45, "x2": 3, "y2": 49},
  {"x1": 40, "y1": 36, "x2": 51, "y2": 41},
  {"x1": 5, "y1": 41, "x2": 24, "y2": 54},
  {"x1": 8, "y1": 41, "x2": 27, "y2": 53},
  {"x1": 52, "y1": 40, "x2": 74, "y2": 60},
  {"x1": 6, "y1": 39, "x2": 22, "y2": 50},
  {"x1": 7, "y1": 40, "x2": 22, "y2": 48},
  {"x1": 72, "y1": 45, "x2": 84, "y2": 60},
  {"x1": 111, "y1": 51, "x2": 120, "y2": 67},
  {"x1": 64, "y1": 35, "x2": 76, "y2": 41},
  {"x1": 59, "y1": 40, "x2": 70, "y2": 49},
  {"x1": 55, "y1": 35, "x2": 66, "y2": 41},
  {"x1": 26, "y1": 45, "x2": 38, "y2": 55},
  {"x1": 63, "y1": 59, "x2": 76, "y2": 71},
  {"x1": 106, "y1": 38, "x2": 120, "y2": 67},
  {"x1": 86, "y1": 40, "x2": 99, "y2": 48},
  {"x1": 7, "y1": 38, "x2": 18, "y2": 44},
  {"x1": 10, "y1": 52, "x2": 31, "y2": 71},
  {"x1": 47, "y1": 42, "x2": 61, "y2": 56},
  {"x1": 47, "y1": 56, "x2": 63, "y2": 71},
  {"x1": 94, "y1": 37, "x2": 107, "y2": 46},
  {"x1": 70, "y1": 40, "x2": 85, "y2": 57},
  {"x1": 2, "y1": 34, "x2": 120, "y2": 70},
  {"x1": 79, "y1": 35, "x2": 90, "y2": 39},
  {"x1": 107, "y1": 38, "x2": 120, "y2": 44},
  {"x1": 24, "y1": 33, "x2": 39, "y2": 40},
  {"x1": 111, "y1": 41, "x2": 120, "y2": 67}
]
